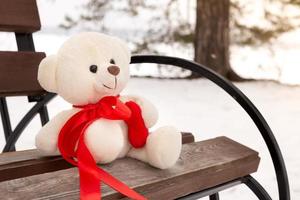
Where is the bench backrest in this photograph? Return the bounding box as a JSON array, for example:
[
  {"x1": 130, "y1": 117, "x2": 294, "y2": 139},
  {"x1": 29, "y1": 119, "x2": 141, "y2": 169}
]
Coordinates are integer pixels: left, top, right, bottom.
[
  {"x1": 0, "y1": 51, "x2": 45, "y2": 96},
  {"x1": 0, "y1": 0, "x2": 48, "y2": 152},
  {"x1": 0, "y1": 0, "x2": 45, "y2": 97},
  {"x1": 0, "y1": 0, "x2": 41, "y2": 33}
]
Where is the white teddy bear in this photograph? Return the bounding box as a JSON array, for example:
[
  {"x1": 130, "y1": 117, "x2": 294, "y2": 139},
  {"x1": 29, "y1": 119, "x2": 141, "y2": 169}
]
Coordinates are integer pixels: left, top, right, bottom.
[{"x1": 35, "y1": 32, "x2": 182, "y2": 169}]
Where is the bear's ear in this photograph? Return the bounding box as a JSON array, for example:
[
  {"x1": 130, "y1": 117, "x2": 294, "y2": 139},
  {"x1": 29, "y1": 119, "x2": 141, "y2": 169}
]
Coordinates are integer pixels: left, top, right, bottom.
[
  {"x1": 114, "y1": 38, "x2": 131, "y2": 64},
  {"x1": 37, "y1": 55, "x2": 58, "y2": 93}
]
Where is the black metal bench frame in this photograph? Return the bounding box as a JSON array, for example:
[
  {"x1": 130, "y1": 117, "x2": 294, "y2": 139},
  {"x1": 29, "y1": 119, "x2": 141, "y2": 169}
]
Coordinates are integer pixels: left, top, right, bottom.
[
  {"x1": 0, "y1": 54, "x2": 290, "y2": 199},
  {"x1": 0, "y1": 32, "x2": 49, "y2": 152}
]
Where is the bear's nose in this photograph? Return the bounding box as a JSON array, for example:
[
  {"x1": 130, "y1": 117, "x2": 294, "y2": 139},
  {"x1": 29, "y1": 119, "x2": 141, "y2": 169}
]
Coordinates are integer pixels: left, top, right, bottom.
[{"x1": 107, "y1": 66, "x2": 120, "y2": 76}]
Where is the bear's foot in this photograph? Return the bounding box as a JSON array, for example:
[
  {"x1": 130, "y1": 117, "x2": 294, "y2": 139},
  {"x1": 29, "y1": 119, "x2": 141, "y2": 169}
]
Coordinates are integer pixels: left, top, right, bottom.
[{"x1": 146, "y1": 126, "x2": 182, "y2": 169}]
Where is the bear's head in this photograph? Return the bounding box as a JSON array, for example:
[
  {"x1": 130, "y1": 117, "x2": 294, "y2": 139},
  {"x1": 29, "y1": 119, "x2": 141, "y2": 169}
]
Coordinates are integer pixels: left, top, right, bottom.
[{"x1": 38, "y1": 32, "x2": 131, "y2": 105}]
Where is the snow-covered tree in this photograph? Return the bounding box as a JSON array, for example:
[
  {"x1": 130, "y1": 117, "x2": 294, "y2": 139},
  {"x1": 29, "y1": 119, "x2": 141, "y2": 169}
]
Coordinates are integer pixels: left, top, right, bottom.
[{"x1": 61, "y1": 0, "x2": 300, "y2": 80}]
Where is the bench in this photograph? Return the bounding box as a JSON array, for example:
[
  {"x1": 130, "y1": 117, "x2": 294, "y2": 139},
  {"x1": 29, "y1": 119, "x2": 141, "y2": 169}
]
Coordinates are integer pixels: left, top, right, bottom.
[
  {"x1": 0, "y1": 137, "x2": 259, "y2": 199},
  {"x1": 0, "y1": 0, "x2": 290, "y2": 199}
]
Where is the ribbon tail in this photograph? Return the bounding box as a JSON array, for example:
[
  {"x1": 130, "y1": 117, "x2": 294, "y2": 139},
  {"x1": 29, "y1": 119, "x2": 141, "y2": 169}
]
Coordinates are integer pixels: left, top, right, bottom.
[
  {"x1": 58, "y1": 111, "x2": 93, "y2": 165},
  {"x1": 79, "y1": 167, "x2": 101, "y2": 200},
  {"x1": 77, "y1": 127, "x2": 147, "y2": 200},
  {"x1": 96, "y1": 167, "x2": 147, "y2": 200},
  {"x1": 59, "y1": 97, "x2": 148, "y2": 200}
]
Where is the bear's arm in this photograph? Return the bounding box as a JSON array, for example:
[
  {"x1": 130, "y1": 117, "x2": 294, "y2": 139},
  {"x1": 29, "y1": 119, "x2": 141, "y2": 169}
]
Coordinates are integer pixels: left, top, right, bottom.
[
  {"x1": 120, "y1": 95, "x2": 158, "y2": 128},
  {"x1": 35, "y1": 109, "x2": 78, "y2": 155}
]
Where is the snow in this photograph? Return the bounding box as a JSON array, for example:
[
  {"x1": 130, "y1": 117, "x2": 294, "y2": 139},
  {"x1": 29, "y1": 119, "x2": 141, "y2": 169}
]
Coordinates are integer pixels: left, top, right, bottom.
[{"x1": 0, "y1": 78, "x2": 299, "y2": 199}]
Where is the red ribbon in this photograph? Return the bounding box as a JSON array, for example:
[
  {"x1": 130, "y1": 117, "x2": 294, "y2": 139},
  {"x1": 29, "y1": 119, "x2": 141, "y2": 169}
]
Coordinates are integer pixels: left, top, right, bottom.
[{"x1": 57, "y1": 96, "x2": 148, "y2": 200}]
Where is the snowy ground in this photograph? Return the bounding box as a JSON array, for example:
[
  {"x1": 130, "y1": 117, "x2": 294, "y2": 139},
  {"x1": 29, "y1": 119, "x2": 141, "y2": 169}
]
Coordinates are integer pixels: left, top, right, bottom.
[{"x1": 0, "y1": 78, "x2": 299, "y2": 199}]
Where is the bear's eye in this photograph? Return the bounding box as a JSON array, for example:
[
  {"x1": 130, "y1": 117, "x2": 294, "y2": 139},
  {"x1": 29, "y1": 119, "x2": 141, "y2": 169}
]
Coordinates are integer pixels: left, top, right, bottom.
[
  {"x1": 110, "y1": 59, "x2": 115, "y2": 65},
  {"x1": 89, "y1": 65, "x2": 98, "y2": 73}
]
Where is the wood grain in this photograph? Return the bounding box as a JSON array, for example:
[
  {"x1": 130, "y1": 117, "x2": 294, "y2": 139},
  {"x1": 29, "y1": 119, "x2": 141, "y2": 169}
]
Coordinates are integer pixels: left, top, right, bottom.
[
  {"x1": 0, "y1": 51, "x2": 46, "y2": 96},
  {"x1": 0, "y1": 137, "x2": 260, "y2": 199},
  {"x1": 0, "y1": 133, "x2": 194, "y2": 182},
  {"x1": 0, "y1": 0, "x2": 41, "y2": 33}
]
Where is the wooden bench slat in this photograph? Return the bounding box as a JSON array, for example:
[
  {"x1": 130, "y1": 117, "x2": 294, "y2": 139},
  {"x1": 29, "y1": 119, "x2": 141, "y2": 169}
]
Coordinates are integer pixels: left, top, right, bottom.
[
  {"x1": 0, "y1": 133, "x2": 194, "y2": 182},
  {"x1": 0, "y1": 0, "x2": 41, "y2": 33},
  {"x1": 0, "y1": 137, "x2": 260, "y2": 199},
  {"x1": 181, "y1": 132, "x2": 194, "y2": 144},
  {"x1": 0, "y1": 51, "x2": 45, "y2": 96}
]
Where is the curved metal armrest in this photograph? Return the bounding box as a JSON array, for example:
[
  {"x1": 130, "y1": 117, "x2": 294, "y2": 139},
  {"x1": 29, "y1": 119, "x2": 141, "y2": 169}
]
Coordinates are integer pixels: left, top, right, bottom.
[
  {"x1": 2, "y1": 93, "x2": 56, "y2": 152},
  {"x1": 130, "y1": 55, "x2": 290, "y2": 200}
]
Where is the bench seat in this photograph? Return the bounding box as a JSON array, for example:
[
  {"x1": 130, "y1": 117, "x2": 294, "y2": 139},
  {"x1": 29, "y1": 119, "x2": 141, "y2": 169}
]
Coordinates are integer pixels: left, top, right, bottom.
[{"x1": 0, "y1": 136, "x2": 259, "y2": 199}]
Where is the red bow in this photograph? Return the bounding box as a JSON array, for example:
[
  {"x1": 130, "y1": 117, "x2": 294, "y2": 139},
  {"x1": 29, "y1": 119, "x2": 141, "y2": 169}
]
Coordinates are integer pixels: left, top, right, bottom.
[{"x1": 58, "y1": 96, "x2": 148, "y2": 200}]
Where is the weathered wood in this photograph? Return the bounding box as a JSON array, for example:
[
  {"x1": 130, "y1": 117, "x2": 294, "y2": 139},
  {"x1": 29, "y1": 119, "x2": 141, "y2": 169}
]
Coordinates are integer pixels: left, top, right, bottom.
[
  {"x1": 0, "y1": 132, "x2": 194, "y2": 182},
  {"x1": 0, "y1": 137, "x2": 260, "y2": 199},
  {"x1": 0, "y1": 51, "x2": 46, "y2": 96},
  {"x1": 0, "y1": 0, "x2": 41, "y2": 33},
  {"x1": 181, "y1": 132, "x2": 194, "y2": 144}
]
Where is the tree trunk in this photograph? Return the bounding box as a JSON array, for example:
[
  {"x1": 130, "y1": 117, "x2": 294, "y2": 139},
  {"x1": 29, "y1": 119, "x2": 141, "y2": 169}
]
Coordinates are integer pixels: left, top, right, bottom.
[{"x1": 193, "y1": 0, "x2": 243, "y2": 81}]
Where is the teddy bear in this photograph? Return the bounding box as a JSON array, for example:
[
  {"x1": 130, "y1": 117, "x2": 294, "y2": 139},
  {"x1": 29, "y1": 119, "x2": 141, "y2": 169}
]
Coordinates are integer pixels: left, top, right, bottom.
[{"x1": 35, "y1": 32, "x2": 182, "y2": 170}]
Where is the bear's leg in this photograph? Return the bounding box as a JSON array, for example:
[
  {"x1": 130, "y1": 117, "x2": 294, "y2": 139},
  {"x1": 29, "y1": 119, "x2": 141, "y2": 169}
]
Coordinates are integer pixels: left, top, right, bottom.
[
  {"x1": 127, "y1": 147, "x2": 148, "y2": 163},
  {"x1": 127, "y1": 126, "x2": 182, "y2": 169},
  {"x1": 35, "y1": 109, "x2": 77, "y2": 155}
]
